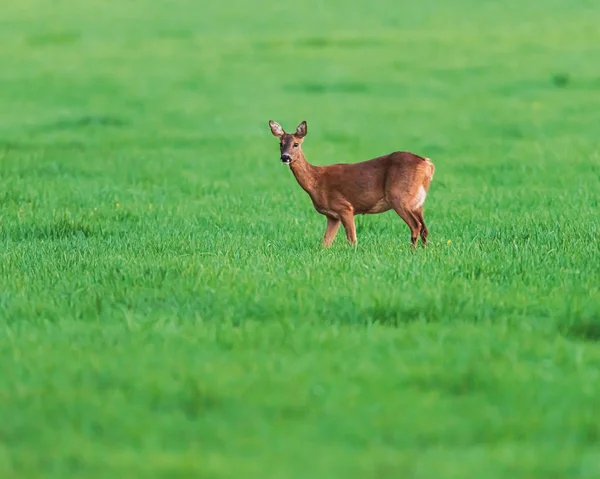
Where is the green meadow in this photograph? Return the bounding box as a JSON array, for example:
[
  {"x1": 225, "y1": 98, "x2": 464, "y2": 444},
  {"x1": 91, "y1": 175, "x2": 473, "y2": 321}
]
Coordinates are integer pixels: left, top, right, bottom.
[{"x1": 1, "y1": 0, "x2": 599, "y2": 477}]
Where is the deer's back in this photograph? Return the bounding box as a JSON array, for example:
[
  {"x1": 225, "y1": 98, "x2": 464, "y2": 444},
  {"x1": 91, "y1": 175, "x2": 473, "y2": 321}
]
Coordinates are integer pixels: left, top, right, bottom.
[
  {"x1": 317, "y1": 156, "x2": 388, "y2": 212},
  {"x1": 315, "y1": 151, "x2": 433, "y2": 214},
  {"x1": 320, "y1": 151, "x2": 432, "y2": 189},
  {"x1": 385, "y1": 151, "x2": 434, "y2": 188}
]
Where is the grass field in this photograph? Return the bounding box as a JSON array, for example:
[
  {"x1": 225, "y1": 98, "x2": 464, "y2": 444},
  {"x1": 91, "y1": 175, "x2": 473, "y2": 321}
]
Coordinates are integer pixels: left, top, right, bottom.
[{"x1": 1, "y1": 0, "x2": 600, "y2": 477}]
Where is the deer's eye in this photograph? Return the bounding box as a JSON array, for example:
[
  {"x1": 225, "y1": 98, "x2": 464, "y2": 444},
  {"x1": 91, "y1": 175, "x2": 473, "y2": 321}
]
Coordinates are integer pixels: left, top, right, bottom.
[{"x1": 293, "y1": 143, "x2": 299, "y2": 147}]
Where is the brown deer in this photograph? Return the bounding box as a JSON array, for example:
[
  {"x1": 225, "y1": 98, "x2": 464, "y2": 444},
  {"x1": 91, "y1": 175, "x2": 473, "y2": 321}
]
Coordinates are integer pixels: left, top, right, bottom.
[{"x1": 269, "y1": 120, "x2": 435, "y2": 247}]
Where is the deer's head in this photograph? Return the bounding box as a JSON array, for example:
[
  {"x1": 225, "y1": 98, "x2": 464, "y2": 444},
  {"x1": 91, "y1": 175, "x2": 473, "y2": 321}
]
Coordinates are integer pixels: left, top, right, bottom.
[{"x1": 268, "y1": 120, "x2": 307, "y2": 165}]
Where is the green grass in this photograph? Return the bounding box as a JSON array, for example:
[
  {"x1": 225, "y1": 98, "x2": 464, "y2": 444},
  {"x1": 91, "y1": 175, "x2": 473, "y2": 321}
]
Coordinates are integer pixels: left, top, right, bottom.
[{"x1": 1, "y1": 0, "x2": 600, "y2": 477}]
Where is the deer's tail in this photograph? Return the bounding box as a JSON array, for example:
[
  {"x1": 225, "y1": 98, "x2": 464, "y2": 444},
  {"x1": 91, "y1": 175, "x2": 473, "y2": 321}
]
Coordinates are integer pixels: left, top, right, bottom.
[{"x1": 422, "y1": 157, "x2": 435, "y2": 191}]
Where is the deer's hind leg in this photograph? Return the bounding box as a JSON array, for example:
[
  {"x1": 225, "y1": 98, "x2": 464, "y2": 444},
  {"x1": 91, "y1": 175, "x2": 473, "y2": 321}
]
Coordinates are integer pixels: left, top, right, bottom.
[
  {"x1": 414, "y1": 206, "x2": 428, "y2": 245},
  {"x1": 388, "y1": 198, "x2": 422, "y2": 247}
]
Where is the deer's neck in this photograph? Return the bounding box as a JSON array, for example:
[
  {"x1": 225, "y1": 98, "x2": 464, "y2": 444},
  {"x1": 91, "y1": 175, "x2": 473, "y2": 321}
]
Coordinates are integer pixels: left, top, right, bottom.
[{"x1": 289, "y1": 153, "x2": 318, "y2": 195}]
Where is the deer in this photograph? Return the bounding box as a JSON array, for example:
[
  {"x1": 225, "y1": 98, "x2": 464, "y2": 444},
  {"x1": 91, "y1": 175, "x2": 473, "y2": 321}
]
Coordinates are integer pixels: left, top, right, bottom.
[{"x1": 268, "y1": 120, "x2": 435, "y2": 248}]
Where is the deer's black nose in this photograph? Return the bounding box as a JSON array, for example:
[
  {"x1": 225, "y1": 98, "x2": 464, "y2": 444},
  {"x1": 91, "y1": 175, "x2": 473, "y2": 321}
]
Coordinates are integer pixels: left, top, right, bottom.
[{"x1": 281, "y1": 154, "x2": 291, "y2": 163}]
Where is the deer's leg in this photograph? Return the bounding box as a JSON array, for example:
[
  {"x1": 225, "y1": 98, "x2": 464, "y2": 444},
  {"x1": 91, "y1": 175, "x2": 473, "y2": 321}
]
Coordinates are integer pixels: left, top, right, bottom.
[
  {"x1": 322, "y1": 216, "x2": 341, "y2": 247},
  {"x1": 390, "y1": 202, "x2": 421, "y2": 247},
  {"x1": 414, "y1": 207, "x2": 428, "y2": 245},
  {"x1": 339, "y1": 211, "x2": 357, "y2": 246}
]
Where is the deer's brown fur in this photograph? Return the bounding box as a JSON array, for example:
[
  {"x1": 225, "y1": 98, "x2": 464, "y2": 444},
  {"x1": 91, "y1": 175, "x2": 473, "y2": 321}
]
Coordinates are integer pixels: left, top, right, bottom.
[{"x1": 269, "y1": 120, "x2": 435, "y2": 247}]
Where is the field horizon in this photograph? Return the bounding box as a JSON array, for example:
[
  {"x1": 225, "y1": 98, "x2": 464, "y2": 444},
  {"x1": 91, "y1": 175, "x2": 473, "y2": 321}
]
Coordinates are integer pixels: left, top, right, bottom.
[{"x1": 1, "y1": 0, "x2": 600, "y2": 478}]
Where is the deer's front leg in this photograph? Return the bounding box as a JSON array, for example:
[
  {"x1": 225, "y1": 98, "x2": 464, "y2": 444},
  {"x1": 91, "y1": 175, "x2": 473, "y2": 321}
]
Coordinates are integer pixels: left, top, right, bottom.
[
  {"x1": 322, "y1": 216, "x2": 341, "y2": 247},
  {"x1": 339, "y1": 211, "x2": 357, "y2": 246}
]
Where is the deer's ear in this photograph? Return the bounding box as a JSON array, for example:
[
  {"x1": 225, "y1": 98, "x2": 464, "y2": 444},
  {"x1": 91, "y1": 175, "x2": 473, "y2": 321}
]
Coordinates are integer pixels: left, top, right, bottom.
[
  {"x1": 269, "y1": 120, "x2": 284, "y2": 138},
  {"x1": 295, "y1": 121, "x2": 307, "y2": 138}
]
